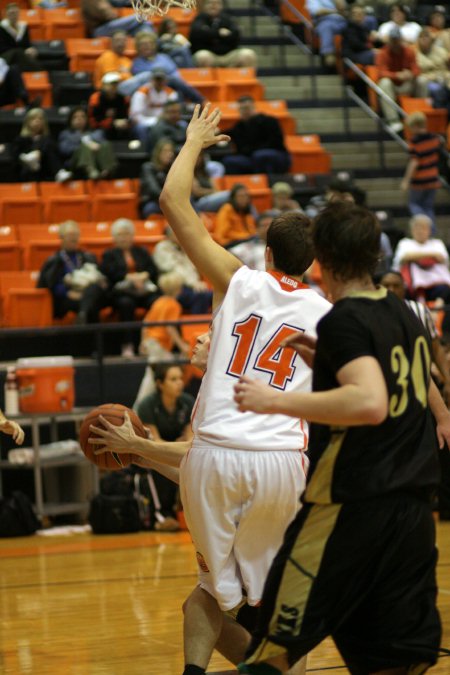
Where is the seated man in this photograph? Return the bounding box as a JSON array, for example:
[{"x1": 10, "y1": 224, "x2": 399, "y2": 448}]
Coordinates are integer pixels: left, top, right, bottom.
[
  {"x1": 0, "y1": 2, "x2": 39, "y2": 71},
  {"x1": 81, "y1": 0, "x2": 153, "y2": 37},
  {"x1": 37, "y1": 220, "x2": 107, "y2": 324},
  {"x1": 88, "y1": 72, "x2": 131, "y2": 140},
  {"x1": 222, "y1": 95, "x2": 291, "y2": 174},
  {"x1": 375, "y1": 26, "x2": 428, "y2": 133},
  {"x1": 189, "y1": 0, "x2": 257, "y2": 67},
  {"x1": 306, "y1": 0, "x2": 347, "y2": 68}
]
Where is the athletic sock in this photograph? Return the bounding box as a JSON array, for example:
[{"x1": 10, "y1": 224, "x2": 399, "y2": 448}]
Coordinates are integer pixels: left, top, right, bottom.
[
  {"x1": 238, "y1": 663, "x2": 282, "y2": 675},
  {"x1": 183, "y1": 665, "x2": 206, "y2": 675}
]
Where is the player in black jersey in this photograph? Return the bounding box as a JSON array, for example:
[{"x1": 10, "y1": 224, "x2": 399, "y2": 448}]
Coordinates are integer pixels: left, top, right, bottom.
[{"x1": 234, "y1": 202, "x2": 450, "y2": 675}]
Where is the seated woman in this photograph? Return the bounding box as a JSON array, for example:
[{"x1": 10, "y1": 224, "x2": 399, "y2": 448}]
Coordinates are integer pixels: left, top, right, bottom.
[
  {"x1": 139, "y1": 138, "x2": 175, "y2": 217},
  {"x1": 393, "y1": 214, "x2": 450, "y2": 337},
  {"x1": 101, "y1": 218, "x2": 160, "y2": 358},
  {"x1": 12, "y1": 108, "x2": 71, "y2": 182},
  {"x1": 58, "y1": 106, "x2": 118, "y2": 180},
  {"x1": 214, "y1": 183, "x2": 257, "y2": 247},
  {"x1": 136, "y1": 363, "x2": 195, "y2": 531},
  {"x1": 192, "y1": 151, "x2": 229, "y2": 213},
  {"x1": 37, "y1": 220, "x2": 107, "y2": 324},
  {"x1": 157, "y1": 17, "x2": 194, "y2": 69}
]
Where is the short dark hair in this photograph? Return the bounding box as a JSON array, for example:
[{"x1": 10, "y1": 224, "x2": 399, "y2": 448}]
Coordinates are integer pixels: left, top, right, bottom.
[
  {"x1": 313, "y1": 203, "x2": 381, "y2": 281},
  {"x1": 237, "y1": 95, "x2": 255, "y2": 104},
  {"x1": 152, "y1": 363, "x2": 183, "y2": 386},
  {"x1": 266, "y1": 212, "x2": 314, "y2": 276}
]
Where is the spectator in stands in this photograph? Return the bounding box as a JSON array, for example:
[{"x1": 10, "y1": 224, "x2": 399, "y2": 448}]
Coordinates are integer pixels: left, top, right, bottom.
[
  {"x1": 58, "y1": 106, "x2": 118, "y2": 180},
  {"x1": 93, "y1": 29, "x2": 151, "y2": 98},
  {"x1": 375, "y1": 26, "x2": 427, "y2": 133},
  {"x1": 0, "y1": 57, "x2": 38, "y2": 107},
  {"x1": 214, "y1": 183, "x2": 257, "y2": 247},
  {"x1": 376, "y1": 3, "x2": 422, "y2": 44},
  {"x1": 415, "y1": 29, "x2": 450, "y2": 111},
  {"x1": 132, "y1": 31, "x2": 203, "y2": 104},
  {"x1": 341, "y1": 4, "x2": 377, "y2": 65},
  {"x1": 222, "y1": 95, "x2": 291, "y2": 174},
  {"x1": 191, "y1": 150, "x2": 229, "y2": 212},
  {"x1": 37, "y1": 220, "x2": 107, "y2": 325},
  {"x1": 80, "y1": 0, "x2": 153, "y2": 38},
  {"x1": 101, "y1": 217, "x2": 160, "y2": 358},
  {"x1": 146, "y1": 99, "x2": 186, "y2": 154},
  {"x1": 136, "y1": 364, "x2": 195, "y2": 530},
  {"x1": 139, "y1": 138, "x2": 175, "y2": 217},
  {"x1": 189, "y1": 0, "x2": 257, "y2": 67},
  {"x1": 12, "y1": 107, "x2": 71, "y2": 182},
  {"x1": 270, "y1": 181, "x2": 302, "y2": 212},
  {"x1": 157, "y1": 17, "x2": 194, "y2": 68},
  {"x1": 139, "y1": 272, "x2": 190, "y2": 361},
  {"x1": 153, "y1": 226, "x2": 213, "y2": 314},
  {"x1": 227, "y1": 209, "x2": 276, "y2": 270},
  {"x1": 305, "y1": 0, "x2": 347, "y2": 68},
  {"x1": 0, "y1": 2, "x2": 39, "y2": 71},
  {"x1": 427, "y1": 5, "x2": 450, "y2": 52},
  {"x1": 130, "y1": 70, "x2": 177, "y2": 149},
  {"x1": 393, "y1": 214, "x2": 450, "y2": 310},
  {"x1": 88, "y1": 71, "x2": 131, "y2": 140},
  {"x1": 400, "y1": 111, "x2": 441, "y2": 225}
]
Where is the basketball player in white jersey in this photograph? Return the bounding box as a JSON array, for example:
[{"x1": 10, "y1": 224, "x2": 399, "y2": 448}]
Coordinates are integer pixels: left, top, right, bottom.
[{"x1": 141, "y1": 104, "x2": 329, "y2": 675}]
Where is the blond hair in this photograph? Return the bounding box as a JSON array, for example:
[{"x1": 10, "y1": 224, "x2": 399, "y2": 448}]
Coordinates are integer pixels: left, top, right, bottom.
[
  {"x1": 405, "y1": 112, "x2": 427, "y2": 129},
  {"x1": 158, "y1": 272, "x2": 183, "y2": 296},
  {"x1": 20, "y1": 108, "x2": 49, "y2": 137}
]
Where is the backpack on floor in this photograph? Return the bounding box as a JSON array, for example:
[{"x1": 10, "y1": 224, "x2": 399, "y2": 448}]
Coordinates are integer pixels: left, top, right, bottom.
[{"x1": 0, "y1": 491, "x2": 40, "y2": 537}]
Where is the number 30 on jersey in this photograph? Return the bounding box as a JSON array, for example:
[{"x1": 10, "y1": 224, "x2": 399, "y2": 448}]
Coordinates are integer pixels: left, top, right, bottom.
[{"x1": 226, "y1": 314, "x2": 303, "y2": 390}]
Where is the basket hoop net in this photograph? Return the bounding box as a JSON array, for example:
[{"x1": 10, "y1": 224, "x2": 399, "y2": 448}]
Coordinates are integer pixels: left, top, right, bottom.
[{"x1": 132, "y1": 0, "x2": 196, "y2": 19}]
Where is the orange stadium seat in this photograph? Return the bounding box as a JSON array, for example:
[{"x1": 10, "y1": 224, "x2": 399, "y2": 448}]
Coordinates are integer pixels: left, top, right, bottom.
[
  {"x1": 178, "y1": 68, "x2": 222, "y2": 101},
  {"x1": 43, "y1": 8, "x2": 85, "y2": 41},
  {"x1": 0, "y1": 225, "x2": 21, "y2": 271},
  {"x1": 399, "y1": 96, "x2": 448, "y2": 135},
  {"x1": 79, "y1": 237, "x2": 113, "y2": 260},
  {"x1": 67, "y1": 38, "x2": 109, "y2": 73},
  {"x1": 19, "y1": 8, "x2": 45, "y2": 41},
  {"x1": 88, "y1": 179, "x2": 138, "y2": 221},
  {"x1": 286, "y1": 135, "x2": 332, "y2": 174},
  {"x1": 134, "y1": 217, "x2": 167, "y2": 236},
  {"x1": 40, "y1": 181, "x2": 91, "y2": 222},
  {"x1": 23, "y1": 71, "x2": 52, "y2": 107},
  {"x1": 256, "y1": 100, "x2": 297, "y2": 135},
  {"x1": 216, "y1": 67, "x2": 265, "y2": 101},
  {"x1": 18, "y1": 223, "x2": 60, "y2": 270},
  {"x1": 0, "y1": 183, "x2": 42, "y2": 224},
  {"x1": 0, "y1": 270, "x2": 52, "y2": 328},
  {"x1": 222, "y1": 173, "x2": 271, "y2": 211}
]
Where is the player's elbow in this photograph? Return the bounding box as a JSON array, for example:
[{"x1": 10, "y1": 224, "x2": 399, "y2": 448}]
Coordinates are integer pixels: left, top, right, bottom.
[{"x1": 360, "y1": 396, "x2": 388, "y2": 425}]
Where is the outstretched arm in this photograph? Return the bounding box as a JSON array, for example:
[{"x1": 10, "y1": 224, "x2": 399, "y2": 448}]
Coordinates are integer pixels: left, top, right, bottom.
[{"x1": 159, "y1": 105, "x2": 242, "y2": 304}]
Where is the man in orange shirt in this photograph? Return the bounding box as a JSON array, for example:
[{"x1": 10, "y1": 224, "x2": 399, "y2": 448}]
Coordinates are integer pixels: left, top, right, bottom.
[
  {"x1": 94, "y1": 30, "x2": 154, "y2": 98},
  {"x1": 375, "y1": 26, "x2": 427, "y2": 132}
]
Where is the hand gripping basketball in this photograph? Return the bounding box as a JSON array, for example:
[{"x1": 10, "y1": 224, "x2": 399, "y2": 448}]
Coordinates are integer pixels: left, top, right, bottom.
[{"x1": 79, "y1": 404, "x2": 147, "y2": 471}]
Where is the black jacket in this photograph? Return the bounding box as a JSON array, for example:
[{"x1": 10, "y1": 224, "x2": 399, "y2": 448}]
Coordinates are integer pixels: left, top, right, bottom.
[
  {"x1": 100, "y1": 245, "x2": 159, "y2": 287},
  {"x1": 0, "y1": 23, "x2": 32, "y2": 55},
  {"x1": 342, "y1": 21, "x2": 371, "y2": 58},
  {"x1": 37, "y1": 250, "x2": 98, "y2": 292},
  {"x1": 189, "y1": 12, "x2": 240, "y2": 55},
  {"x1": 225, "y1": 114, "x2": 287, "y2": 155}
]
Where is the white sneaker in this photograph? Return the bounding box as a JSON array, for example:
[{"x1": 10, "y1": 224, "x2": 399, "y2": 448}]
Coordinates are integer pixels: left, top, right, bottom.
[
  {"x1": 388, "y1": 121, "x2": 403, "y2": 134},
  {"x1": 121, "y1": 343, "x2": 135, "y2": 358},
  {"x1": 55, "y1": 168, "x2": 73, "y2": 183}
]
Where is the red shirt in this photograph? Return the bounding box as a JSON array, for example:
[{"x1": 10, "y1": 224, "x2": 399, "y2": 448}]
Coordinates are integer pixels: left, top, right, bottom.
[{"x1": 375, "y1": 45, "x2": 420, "y2": 84}]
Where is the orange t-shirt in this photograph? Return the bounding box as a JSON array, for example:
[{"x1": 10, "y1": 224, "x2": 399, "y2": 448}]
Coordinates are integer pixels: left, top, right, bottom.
[
  {"x1": 93, "y1": 51, "x2": 133, "y2": 89},
  {"x1": 142, "y1": 295, "x2": 182, "y2": 352}
]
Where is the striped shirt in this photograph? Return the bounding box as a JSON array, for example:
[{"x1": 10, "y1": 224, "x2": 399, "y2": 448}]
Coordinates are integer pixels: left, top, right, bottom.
[
  {"x1": 405, "y1": 298, "x2": 438, "y2": 340},
  {"x1": 409, "y1": 132, "x2": 441, "y2": 190}
]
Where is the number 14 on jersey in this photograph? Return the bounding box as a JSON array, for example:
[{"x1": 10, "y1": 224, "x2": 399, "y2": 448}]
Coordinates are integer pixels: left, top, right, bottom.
[{"x1": 226, "y1": 314, "x2": 303, "y2": 390}]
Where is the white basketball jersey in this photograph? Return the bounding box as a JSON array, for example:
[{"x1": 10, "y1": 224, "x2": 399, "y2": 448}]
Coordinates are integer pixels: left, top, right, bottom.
[{"x1": 192, "y1": 266, "x2": 331, "y2": 451}]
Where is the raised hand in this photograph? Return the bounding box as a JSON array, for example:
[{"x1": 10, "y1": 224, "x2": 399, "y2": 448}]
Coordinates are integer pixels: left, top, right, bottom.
[{"x1": 186, "y1": 103, "x2": 231, "y2": 149}]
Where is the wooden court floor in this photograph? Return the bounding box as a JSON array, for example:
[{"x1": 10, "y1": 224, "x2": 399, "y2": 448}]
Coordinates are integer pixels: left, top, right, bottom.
[{"x1": 1, "y1": 521, "x2": 450, "y2": 675}]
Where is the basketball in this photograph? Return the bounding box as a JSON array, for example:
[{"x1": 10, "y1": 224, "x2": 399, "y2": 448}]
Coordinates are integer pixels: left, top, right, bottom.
[{"x1": 79, "y1": 403, "x2": 147, "y2": 471}]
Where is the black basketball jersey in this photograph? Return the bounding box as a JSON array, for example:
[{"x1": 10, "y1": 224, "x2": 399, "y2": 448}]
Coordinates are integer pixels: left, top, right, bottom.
[{"x1": 304, "y1": 287, "x2": 440, "y2": 504}]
